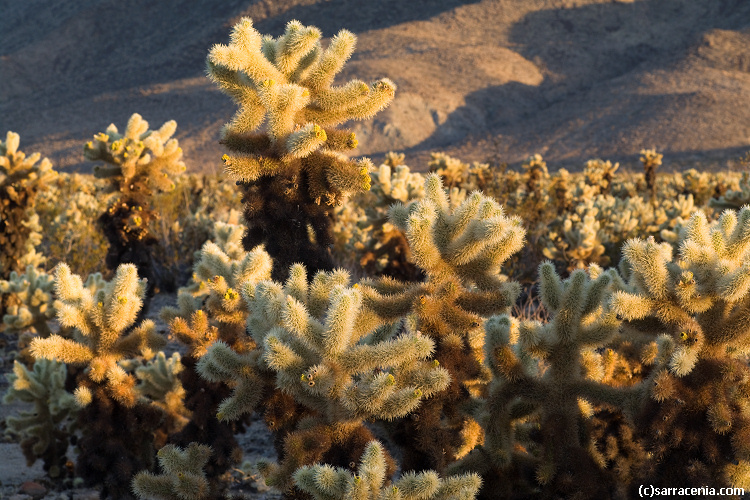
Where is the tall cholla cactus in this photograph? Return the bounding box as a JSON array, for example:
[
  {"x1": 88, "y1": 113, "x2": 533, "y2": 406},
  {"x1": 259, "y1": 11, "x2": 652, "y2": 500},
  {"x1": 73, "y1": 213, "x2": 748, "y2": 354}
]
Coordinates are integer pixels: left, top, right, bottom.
[
  {"x1": 361, "y1": 174, "x2": 525, "y2": 473},
  {"x1": 0, "y1": 131, "x2": 57, "y2": 280},
  {"x1": 84, "y1": 113, "x2": 186, "y2": 292},
  {"x1": 611, "y1": 208, "x2": 750, "y2": 490},
  {"x1": 30, "y1": 263, "x2": 164, "y2": 407},
  {"x1": 207, "y1": 17, "x2": 396, "y2": 280},
  {"x1": 451, "y1": 264, "x2": 633, "y2": 499},
  {"x1": 640, "y1": 148, "x2": 662, "y2": 203}
]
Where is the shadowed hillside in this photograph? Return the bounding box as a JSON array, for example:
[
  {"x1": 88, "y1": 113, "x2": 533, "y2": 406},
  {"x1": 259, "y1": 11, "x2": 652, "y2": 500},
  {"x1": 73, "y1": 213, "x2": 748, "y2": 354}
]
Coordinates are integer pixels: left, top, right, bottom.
[{"x1": 1, "y1": 0, "x2": 749, "y2": 173}]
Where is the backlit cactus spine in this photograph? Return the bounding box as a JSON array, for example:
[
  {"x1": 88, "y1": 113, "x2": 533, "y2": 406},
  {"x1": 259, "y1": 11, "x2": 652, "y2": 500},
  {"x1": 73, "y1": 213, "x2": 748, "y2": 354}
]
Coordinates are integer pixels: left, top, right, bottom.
[
  {"x1": 207, "y1": 17, "x2": 395, "y2": 280},
  {"x1": 29, "y1": 263, "x2": 167, "y2": 497},
  {"x1": 361, "y1": 174, "x2": 525, "y2": 473},
  {"x1": 611, "y1": 208, "x2": 750, "y2": 490}
]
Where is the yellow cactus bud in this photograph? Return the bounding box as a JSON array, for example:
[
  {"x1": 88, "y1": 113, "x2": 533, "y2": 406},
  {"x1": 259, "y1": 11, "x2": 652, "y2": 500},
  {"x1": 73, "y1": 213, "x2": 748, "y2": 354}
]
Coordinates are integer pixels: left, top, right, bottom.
[
  {"x1": 224, "y1": 288, "x2": 238, "y2": 300},
  {"x1": 118, "y1": 296, "x2": 128, "y2": 304},
  {"x1": 262, "y1": 79, "x2": 275, "y2": 87},
  {"x1": 312, "y1": 125, "x2": 326, "y2": 139},
  {"x1": 386, "y1": 374, "x2": 395, "y2": 385}
]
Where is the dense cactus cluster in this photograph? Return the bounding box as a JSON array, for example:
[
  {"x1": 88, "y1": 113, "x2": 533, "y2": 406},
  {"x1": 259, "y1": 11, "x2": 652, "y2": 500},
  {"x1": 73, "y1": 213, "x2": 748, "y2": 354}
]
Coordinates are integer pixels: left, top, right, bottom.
[
  {"x1": 7, "y1": 15, "x2": 750, "y2": 500},
  {"x1": 0, "y1": 132, "x2": 56, "y2": 296}
]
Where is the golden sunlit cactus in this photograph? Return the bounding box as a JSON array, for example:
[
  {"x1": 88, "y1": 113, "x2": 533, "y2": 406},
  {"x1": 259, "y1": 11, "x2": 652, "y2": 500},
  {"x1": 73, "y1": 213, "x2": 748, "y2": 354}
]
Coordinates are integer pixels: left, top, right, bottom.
[
  {"x1": 610, "y1": 208, "x2": 750, "y2": 490},
  {"x1": 361, "y1": 173, "x2": 525, "y2": 473},
  {"x1": 0, "y1": 131, "x2": 57, "y2": 280},
  {"x1": 199, "y1": 264, "x2": 449, "y2": 494},
  {"x1": 85, "y1": 113, "x2": 186, "y2": 293},
  {"x1": 29, "y1": 263, "x2": 164, "y2": 407},
  {"x1": 207, "y1": 17, "x2": 395, "y2": 280}
]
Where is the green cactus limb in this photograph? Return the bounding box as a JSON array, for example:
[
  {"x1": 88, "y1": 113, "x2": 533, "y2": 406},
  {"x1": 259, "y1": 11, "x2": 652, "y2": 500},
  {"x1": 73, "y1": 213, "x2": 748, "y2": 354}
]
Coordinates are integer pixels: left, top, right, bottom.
[
  {"x1": 135, "y1": 352, "x2": 191, "y2": 435},
  {"x1": 3, "y1": 359, "x2": 78, "y2": 478},
  {"x1": 1, "y1": 264, "x2": 58, "y2": 339},
  {"x1": 132, "y1": 443, "x2": 212, "y2": 500},
  {"x1": 455, "y1": 263, "x2": 646, "y2": 499},
  {"x1": 294, "y1": 440, "x2": 482, "y2": 500}
]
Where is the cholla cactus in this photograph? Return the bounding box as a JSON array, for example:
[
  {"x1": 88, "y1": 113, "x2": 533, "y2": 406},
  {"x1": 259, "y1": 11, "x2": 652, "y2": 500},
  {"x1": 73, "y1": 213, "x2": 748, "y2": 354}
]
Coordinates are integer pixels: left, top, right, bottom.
[
  {"x1": 135, "y1": 352, "x2": 191, "y2": 434},
  {"x1": 549, "y1": 168, "x2": 573, "y2": 213},
  {"x1": 85, "y1": 113, "x2": 186, "y2": 292},
  {"x1": 507, "y1": 154, "x2": 551, "y2": 230},
  {"x1": 208, "y1": 17, "x2": 395, "y2": 280},
  {"x1": 29, "y1": 263, "x2": 164, "y2": 407},
  {"x1": 201, "y1": 264, "x2": 449, "y2": 493},
  {"x1": 161, "y1": 241, "x2": 273, "y2": 353},
  {"x1": 454, "y1": 264, "x2": 630, "y2": 499},
  {"x1": 610, "y1": 208, "x2": 750, "y2": 489},
  {"x1": 541, "y1": 208, "x2": 608, "y2": 271},
  {"x1": 583, "y1": 159, "x2": 619, "y2": 195},
  {"x1": 640, "y1": 149, "x2": 662, "y2": 202},
  {"x1": 361, "y1": 174, "x2": 525, "y2": 472},
  {"x1": 132, "y1": 443, "x2": 211, "y2": 500},
  {"x1": 710, "y1": 171, "x2": 750, "y2": 209},
  {"x1": 294, "y1": 440, "x2": 481, "y2": 500},
  {"x1": 337, "y1": 163, "x2": 426, "y2": 280},
  {"x1": 1, "y1": 264, "x2": 58, "y2": 338},
  {"x1": 34, "y1": 172, "x2": 108, "y2": 275},
  {"x1": 3, "y1": 359, "x2": 78, "y2": 479},
  {"x1": 0, "y1": 131, "x2": 57, "y2": 280},
  {"x1": 158, "y1": 239, "x2": 273, "y2": 489},
  {"x1": 428, "y1": 152, "x2": 494, "y2": 193},
  {"x1": 85, "y1": 113, "x2": 185, "y2": 196}
]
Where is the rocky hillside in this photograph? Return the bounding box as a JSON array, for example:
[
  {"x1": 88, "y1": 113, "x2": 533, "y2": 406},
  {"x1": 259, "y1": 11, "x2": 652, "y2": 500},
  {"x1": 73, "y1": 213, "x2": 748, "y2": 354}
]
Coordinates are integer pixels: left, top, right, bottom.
[{"x1": 2, "y1": 0, "x2": 750, "y2": 173}]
